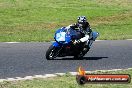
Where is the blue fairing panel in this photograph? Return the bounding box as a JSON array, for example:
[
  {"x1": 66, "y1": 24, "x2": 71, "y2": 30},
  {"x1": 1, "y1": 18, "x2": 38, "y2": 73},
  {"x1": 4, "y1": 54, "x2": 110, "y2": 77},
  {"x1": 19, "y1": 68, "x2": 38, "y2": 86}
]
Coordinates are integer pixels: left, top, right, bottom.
[
  {"x1": 92, "y1": 31, "x2": 99, "y2": 41},
  {"x1": 52, "y1": 42, "x2": 60, "y2": 47}
]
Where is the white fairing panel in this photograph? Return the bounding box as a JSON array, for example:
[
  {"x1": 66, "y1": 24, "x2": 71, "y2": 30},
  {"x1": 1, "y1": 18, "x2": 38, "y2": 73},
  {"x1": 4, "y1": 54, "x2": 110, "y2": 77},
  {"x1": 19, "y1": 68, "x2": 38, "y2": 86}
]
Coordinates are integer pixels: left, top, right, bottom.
[
  {"x1": 80, "y1": 35, "x2": 89, "y2": 42},
  {"x1": 56, "y1": 32, "x2": 66, "y2": 42}
]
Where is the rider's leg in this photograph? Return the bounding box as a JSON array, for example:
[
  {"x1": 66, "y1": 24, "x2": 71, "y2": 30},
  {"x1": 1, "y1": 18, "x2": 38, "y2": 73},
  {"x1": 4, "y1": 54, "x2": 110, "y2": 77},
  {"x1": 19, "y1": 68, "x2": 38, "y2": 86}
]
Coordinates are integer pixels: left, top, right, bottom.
[{"x1": 82, "y1": 32, "x2": 99, "y2": 55}]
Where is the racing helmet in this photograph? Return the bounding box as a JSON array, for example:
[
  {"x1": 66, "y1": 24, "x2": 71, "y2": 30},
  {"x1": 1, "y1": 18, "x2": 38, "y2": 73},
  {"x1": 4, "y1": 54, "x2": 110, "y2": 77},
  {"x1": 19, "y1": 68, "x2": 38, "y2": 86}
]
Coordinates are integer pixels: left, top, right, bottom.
[{"x1": 77, "y1": 16, "x2": 87, "y2": 25}]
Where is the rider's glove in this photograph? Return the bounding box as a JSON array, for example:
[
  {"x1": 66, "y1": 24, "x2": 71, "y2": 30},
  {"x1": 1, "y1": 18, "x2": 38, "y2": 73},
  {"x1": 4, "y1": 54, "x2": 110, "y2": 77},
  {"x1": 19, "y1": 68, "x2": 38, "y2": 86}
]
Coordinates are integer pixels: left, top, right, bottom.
[{"x1": 73, "y1": 40, "x2": 81, "y2": 45}]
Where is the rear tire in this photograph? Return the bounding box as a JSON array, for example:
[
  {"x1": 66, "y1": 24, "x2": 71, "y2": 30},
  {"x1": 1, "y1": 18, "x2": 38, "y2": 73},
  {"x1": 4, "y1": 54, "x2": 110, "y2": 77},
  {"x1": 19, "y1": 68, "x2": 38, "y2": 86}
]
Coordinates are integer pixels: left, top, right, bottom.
[
  {"x1": 46, "y1": 45, "x2": 57, "y2": 60},
  {"x1": 74, "y1": 47, "x2": 89, "y2": 59},
  {"x1": 74, "y1": 52, "x2": 84, "y2": 59},
  {"x1": 82, "y1": 47, "x2": 90, "y2": 56}
]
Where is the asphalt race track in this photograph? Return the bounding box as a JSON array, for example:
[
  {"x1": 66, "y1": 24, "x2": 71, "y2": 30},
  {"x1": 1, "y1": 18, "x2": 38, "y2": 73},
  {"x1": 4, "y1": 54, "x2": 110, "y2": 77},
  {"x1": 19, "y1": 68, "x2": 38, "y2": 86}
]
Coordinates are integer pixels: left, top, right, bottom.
[{"x1": 0, "y1": 40, "x2": 132, "y2": 79}]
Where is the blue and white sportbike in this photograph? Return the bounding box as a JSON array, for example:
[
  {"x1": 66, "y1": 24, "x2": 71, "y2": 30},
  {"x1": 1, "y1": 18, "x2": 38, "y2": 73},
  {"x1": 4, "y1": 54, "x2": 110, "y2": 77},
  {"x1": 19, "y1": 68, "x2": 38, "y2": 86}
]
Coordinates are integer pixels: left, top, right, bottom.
[{"x1": 46, "y1": 27, "x2": 99, "y2": 60}]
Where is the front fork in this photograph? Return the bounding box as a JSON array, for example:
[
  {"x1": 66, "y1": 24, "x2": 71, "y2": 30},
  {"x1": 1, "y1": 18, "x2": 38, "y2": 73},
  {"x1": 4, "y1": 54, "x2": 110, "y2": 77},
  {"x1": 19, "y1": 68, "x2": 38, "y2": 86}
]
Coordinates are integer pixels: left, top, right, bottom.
[
  {"x1": 54, "y1": 47, "x2": 62, "y2": 58},
  {"x1": 52, "y1": 42, "x2": 63, "y2": 58}
]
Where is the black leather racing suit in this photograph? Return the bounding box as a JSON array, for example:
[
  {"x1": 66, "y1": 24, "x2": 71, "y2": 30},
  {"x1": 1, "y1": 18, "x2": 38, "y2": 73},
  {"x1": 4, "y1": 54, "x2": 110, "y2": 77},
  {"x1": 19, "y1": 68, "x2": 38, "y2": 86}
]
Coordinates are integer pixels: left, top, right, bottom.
[
  {"x1": 67, "y1": 22, "x2": 92, "y2": 43},
  {"x1": 66, "y1": 22, "x2": 93, "y2": 55}
]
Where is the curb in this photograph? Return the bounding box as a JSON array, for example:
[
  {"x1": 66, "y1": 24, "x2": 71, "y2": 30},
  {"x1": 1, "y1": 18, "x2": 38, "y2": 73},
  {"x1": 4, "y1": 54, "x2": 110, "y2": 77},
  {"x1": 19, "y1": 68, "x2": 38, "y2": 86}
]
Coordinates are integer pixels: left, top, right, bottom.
[{"x1": 0, "y1": 68, "x2": 131, "y2": 82}]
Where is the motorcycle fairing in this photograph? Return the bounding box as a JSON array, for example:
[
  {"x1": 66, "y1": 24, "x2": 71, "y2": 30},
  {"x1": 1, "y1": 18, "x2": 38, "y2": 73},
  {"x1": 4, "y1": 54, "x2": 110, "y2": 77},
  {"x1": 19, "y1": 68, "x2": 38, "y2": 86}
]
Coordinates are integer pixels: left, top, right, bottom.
[{"x1": 52, "y1": 42, "x2": 60, "y2": 47}]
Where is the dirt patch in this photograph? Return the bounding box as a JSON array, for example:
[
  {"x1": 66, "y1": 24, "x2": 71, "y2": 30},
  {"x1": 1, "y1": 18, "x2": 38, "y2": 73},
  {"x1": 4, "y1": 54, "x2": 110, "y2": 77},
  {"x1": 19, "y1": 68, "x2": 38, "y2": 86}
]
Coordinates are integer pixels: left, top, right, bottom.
[
  {"x1": 90, "y1": 11, "x2": 132, "y2": 26},
  {"x1": 97, "y1": 0, "x2": 132, "y2": 7}
]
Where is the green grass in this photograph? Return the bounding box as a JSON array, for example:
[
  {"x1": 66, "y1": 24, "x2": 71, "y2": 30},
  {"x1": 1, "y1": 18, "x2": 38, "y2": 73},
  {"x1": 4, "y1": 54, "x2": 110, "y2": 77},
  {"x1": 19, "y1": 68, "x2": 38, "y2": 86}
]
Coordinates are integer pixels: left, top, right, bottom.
[
  {"x1": 0, "y1": 0, "x2": 132, "y2": 41},
  {"x1": 0, "y1": 69, "x2": 132, "y2": 88}
]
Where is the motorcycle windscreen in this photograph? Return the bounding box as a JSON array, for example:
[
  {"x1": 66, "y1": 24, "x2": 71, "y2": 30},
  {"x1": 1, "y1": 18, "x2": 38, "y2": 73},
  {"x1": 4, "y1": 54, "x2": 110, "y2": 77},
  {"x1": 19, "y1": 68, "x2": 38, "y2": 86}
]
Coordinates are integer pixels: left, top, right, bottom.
[
  {"x1": 56, "y1": 32, "x2": 66, "y2": 42},
  {"x1": 55, "y1": 32, "x2": 71, "y2": 44}
]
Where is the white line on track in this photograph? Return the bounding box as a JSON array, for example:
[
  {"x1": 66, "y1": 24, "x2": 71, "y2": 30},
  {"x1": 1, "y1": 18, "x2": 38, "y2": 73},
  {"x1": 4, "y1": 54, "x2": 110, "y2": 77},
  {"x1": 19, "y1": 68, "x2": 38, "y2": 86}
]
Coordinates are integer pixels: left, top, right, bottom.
[
  {"x1": 3, "y1": 39, "x2": 132, "y2": 44},
  {"x1": 95, "y1": 40, "x2": 104, "y2": 41},
  {"x1": 126, "y1": 39, "x2": 132, "y2": 40},
  {"x1": 4, "y1": 42, "x2": 20, "y2": 44}
]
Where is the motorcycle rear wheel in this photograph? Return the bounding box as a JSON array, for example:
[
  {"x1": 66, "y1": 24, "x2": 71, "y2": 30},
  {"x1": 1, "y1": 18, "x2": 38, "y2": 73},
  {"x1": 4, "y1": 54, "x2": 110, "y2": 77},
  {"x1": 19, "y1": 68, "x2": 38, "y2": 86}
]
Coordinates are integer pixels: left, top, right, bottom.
[{"x1": 74, "y1": 52, "x2": 84, "y2": 59}]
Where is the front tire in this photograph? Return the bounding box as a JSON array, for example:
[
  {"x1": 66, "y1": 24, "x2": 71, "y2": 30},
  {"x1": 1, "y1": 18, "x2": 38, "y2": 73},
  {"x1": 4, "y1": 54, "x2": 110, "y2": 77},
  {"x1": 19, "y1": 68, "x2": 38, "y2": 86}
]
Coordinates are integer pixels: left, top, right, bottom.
[{"x1": 46, "y1": 45, "x2": 57, "y2": 60}]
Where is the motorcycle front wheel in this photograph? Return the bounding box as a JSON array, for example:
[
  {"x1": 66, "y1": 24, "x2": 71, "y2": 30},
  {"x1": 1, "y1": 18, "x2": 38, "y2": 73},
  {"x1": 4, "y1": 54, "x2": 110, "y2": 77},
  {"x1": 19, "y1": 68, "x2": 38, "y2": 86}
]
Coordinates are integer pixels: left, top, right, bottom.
[{"x1": 46, "y1": 45, "x2": 59, "y2": 60}]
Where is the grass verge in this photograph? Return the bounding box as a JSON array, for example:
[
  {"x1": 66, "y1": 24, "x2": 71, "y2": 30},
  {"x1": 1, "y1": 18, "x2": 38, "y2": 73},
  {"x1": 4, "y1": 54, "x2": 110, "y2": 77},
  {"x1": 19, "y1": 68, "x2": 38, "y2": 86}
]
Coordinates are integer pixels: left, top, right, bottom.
[
  {"x1": 0, "y1": 69, "x2": 132, "y2": 88},
  {"x1": 0, "y1": 0, "x2": 132, "y2": 41}
]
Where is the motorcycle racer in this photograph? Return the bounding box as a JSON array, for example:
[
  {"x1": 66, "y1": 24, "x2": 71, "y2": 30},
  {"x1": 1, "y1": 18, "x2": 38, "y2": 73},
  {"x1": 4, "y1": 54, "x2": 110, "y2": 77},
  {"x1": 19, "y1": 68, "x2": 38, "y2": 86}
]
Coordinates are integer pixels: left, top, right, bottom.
[
  {"x1": 46, "y1": 16, "x2": 99, "y2": 60},
  {"x1": 66, "y1": 16, "x2": 94, "y2": 55}
]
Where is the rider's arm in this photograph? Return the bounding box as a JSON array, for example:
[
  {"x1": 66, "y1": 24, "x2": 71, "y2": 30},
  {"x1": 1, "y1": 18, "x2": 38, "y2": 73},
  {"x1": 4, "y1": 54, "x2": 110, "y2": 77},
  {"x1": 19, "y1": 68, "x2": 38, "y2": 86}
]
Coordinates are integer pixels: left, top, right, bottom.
[
  {"x1": 66, "y1": 23, "x2": 78, "y2": 30},
  {"x1": 79, "y1": 27, "x2": 92, "y2": 42}
]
